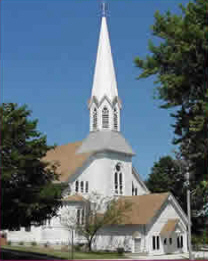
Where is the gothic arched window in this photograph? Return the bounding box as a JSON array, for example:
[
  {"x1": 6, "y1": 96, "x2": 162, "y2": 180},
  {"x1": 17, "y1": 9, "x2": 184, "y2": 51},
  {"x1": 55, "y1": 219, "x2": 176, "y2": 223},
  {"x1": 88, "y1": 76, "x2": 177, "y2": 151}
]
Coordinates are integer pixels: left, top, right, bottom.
[
  {"x1": 114, "y1": 163, "x2": 123, "y2": 195},
  {"x1": 85, "y1": 181, "x2": 89, "y2": 193},
  {"x1": 77, "y1": 209, "x2": 80, "y2": 225},
  {"x1": 113, "y1": 108, "x2": 118, "y2": 131},
  {"x1": 132, "y1": 182, "x2": 135, "y2": 195},
  {"x1": 92, "y1": 108, "x2": 97, "y2": 130},
  {"x1": 81, "y1": 181, "x2": 84, "y2": 193},
  {"x1": 81, "y1": 209, "x2": 85, "y2": 225},
  {"x1": 75, "y1": 181, "x2": 79, "y2": 192},
  {"x1": 114, "y1": 172, "x2": 118, "y2": 194},
  {"x1": 119, "y1": 172, "x2": 123, "y2": 194},
  {"x1": 102, "y1": 107, "x2": 109, "y2": 129}
]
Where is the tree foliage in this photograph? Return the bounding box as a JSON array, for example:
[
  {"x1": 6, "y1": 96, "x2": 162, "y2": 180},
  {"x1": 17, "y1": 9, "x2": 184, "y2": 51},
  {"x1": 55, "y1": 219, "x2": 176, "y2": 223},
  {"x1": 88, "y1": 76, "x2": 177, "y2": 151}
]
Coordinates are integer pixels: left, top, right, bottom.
[
  {"x1": 146, "y1": 156, "x2": 186, "y2": 211},
  {"x1": 0, "y1": 103, "x2": 65, "y2": 230},
  {"x1": 135, "y1": 0, "x2": 208, "y2": 213}
]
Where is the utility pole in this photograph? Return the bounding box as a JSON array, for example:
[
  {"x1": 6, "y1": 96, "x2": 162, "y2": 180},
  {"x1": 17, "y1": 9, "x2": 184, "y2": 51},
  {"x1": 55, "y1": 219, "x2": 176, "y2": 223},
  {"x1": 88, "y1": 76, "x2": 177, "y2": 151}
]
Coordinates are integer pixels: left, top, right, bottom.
[
  {"x1": 71, "y1": 229, "x2": 74, "y2": 260},
  {"x1": 186, "y1": 164, "x2": 193, "y2": 260}
]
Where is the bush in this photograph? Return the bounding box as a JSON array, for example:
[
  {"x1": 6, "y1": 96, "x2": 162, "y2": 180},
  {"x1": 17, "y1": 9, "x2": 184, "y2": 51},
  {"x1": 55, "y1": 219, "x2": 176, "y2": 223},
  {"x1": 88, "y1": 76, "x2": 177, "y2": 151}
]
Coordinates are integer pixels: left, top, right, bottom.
[
  {"x1": 74, "y1": 244, "x2": 81, "y2": 251},
  {"x1": 44, "y1": 242, "x2": 49, "y2": 248},
  {"x1": 31, "y1": 241, "x2": 37, "y2": 246},
  {"x1": 192, "y1": 231, "x2": 208, "y2": 246},
  {"x1": 117, "y1": 247, "x2": 124, "y2": 255},
  {"x1": 19, "y1": 241, "x2": 24, "y2": 246},
  {"x1": 7, "y1": 241, "x2": 11, "y2": 246}
]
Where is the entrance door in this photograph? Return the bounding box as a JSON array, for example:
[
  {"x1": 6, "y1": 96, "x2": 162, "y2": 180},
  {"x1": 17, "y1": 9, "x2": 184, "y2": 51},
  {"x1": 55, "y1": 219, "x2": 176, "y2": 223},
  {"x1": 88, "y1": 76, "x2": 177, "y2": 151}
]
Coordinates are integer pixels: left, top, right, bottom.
[{"x1": 134, "y1": 238, "x2": 141, "y2": 253}]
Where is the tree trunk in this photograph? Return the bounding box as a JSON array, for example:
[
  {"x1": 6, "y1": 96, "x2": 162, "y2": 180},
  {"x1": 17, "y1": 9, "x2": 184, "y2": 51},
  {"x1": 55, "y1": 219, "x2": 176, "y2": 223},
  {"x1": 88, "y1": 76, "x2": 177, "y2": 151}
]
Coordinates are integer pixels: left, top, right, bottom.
[{"x1": 88, "y1": 239, "x2": 92, "y2": 252}]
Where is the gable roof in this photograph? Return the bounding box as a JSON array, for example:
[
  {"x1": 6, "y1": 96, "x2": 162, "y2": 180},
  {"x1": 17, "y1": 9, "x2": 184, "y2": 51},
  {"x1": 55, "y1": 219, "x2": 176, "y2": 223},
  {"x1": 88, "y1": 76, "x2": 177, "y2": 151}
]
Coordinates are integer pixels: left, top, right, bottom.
[
  {"x1": 43, "y1": 138, "x2": 136, "y2": 183},
  {"x1": 43, "y1": 141, "x2": 92, "y2": 182},
  {"x1": 77, "y1": 131, "x2": 135, "y2": 156},
  {"x1": 119, "y1": 193, "x2": 170, "y2": 225},
  {"x1": 160, "y1": 219, "x2": 179, "y2": 236},
  {"x1": 62, "y1": 194, "x2": 87, "y2": 202}
]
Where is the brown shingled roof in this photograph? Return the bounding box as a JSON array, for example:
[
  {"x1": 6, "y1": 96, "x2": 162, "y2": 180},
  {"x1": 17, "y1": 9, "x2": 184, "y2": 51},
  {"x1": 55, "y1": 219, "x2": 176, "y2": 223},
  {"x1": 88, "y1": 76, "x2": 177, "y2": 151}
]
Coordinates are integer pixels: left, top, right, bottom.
[
  {"x1": 119, "y1": 193, "x2": 170, "y2": 225},
  {"x1": 62, "y1": 194, "x2": 87, "y2": 202},
  {"x1": 43, "y1": 141, "x2": 92, "y2": 182},
  {"x1": 160, "y1": 219, "x2": 179, "y2": 236}
]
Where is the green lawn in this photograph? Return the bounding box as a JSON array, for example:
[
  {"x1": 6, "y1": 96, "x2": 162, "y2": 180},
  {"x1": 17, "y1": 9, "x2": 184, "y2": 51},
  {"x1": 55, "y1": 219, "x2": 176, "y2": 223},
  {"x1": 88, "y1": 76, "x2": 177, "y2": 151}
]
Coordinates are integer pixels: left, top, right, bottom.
[{"x1": 1, "y1": 245, "x2": 126, "y2": 259}]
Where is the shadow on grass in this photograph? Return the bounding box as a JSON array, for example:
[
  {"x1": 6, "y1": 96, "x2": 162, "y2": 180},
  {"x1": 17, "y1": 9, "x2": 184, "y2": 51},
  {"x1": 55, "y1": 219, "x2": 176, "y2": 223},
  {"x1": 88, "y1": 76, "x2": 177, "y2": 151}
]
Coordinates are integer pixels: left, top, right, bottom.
[{"x1": 0, "y1": 248, "x2": 64, "y2": 260}]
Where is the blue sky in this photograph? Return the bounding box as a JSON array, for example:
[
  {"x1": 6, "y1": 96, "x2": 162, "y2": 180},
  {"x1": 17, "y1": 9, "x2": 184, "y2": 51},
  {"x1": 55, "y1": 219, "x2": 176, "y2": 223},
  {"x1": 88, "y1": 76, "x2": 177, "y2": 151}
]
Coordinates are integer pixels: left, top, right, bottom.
[{"x1": 1, "y1": 0, "x2": 189, "y2": 179}]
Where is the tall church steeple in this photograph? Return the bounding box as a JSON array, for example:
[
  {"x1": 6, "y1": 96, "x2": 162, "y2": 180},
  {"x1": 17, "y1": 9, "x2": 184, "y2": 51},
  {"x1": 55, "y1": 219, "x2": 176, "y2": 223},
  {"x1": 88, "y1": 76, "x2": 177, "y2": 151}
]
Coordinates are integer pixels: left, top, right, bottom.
[{"x1": 89, "y1": 5, "x2": 121, "y2": 132}]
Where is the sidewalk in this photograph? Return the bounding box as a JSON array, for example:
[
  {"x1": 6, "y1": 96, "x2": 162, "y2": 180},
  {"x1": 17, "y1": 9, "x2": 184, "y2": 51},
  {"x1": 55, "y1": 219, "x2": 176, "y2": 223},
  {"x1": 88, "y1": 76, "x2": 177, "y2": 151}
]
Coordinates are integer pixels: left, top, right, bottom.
[
  {"x1": 126, "y1": 254, "x2": 188, "y2": 260},
  {"x1": 126, "y1": 251, "x2": 208, "y2": 260}
]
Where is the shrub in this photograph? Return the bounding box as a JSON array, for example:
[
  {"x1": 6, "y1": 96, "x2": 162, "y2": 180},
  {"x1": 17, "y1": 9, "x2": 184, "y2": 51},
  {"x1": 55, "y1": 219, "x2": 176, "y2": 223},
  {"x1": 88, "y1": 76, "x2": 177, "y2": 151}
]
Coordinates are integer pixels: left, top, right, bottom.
[
  {"x1": 44, "y1": 242, "x2": 49, "y2": 248},
  {"x1": 19, "y1": 241, "x2": 24, "y2": 246},
  {"x1": 117, "y1": 247, "x2": 124, "y2": 255},
  {"x1": 31, "y1": 241, "x2": 37, "y2": 246},
  {"x1": 192, "y1": 231, "x2": 208, "y2": 246},
  {"x1": 7, "y1": 241, "x2": 11, "y2": 246},
  {"x1": 74, "y1": 244, "x2": 81, "y2": 251}
]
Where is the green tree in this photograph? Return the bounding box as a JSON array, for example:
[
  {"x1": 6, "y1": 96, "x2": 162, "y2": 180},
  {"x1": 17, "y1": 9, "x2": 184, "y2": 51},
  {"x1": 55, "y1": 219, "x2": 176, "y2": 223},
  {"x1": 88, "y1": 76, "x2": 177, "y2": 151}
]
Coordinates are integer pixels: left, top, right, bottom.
[
  {"x1": 146, "y1": 156, "x2": 186, "y2": 211},
  {"x1": 135, "y1": 0, "x2": 208, "y2": 214},
  {"x1": 0, "y1": 103, "x2": 65, "y2": 230}
]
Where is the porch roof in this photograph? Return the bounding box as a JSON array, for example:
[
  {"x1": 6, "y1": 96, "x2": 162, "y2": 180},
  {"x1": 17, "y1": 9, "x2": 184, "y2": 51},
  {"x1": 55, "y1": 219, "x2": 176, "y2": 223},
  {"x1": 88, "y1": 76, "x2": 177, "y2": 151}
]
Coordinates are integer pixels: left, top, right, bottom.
[
  {"x1": 62, "y1": 194, "x2": 87, "y2": 202},
  {"x1": 160, "y1": 219, "x2": 179, "y2": 236}
]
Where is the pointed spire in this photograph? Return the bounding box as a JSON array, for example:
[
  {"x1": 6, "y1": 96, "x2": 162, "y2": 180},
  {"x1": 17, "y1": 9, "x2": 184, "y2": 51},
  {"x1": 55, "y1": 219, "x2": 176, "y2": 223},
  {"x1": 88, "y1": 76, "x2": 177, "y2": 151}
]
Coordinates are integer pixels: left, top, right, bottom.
[{"x1": 91, "y1": 9, "x2": 118, "y2": 102}]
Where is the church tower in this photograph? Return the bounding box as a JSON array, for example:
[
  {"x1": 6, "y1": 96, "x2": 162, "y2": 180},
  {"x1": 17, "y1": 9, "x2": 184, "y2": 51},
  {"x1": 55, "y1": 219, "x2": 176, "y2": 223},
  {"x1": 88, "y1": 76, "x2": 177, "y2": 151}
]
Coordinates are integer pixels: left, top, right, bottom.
[
  {"x1": 77, "y1": 4, "x2": 134, "y2": 158},
  {"x1": 88, "y1": 6, "x2": 121, "y2": 132}
]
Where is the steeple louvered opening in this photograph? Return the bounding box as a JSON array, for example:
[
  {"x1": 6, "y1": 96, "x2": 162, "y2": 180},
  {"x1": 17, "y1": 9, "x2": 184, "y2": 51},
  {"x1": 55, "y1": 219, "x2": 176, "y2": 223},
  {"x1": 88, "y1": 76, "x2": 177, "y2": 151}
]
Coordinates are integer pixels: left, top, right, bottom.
[
  {"x1": 92, "y1": 108, "x2": 98, "y2": 130},
  {"x1": 113, "y1": 108, "x2": 118, "y2": 131},
  {"x1": 102, "y1": 106, "x2": 109, "y2": 129}
]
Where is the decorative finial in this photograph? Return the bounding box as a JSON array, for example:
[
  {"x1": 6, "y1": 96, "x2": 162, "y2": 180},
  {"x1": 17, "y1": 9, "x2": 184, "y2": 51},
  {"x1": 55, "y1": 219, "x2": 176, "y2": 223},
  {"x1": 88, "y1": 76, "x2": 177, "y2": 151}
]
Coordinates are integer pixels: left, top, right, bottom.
[{"x1": 101, "y1": 1, "x2": 107, "y2": 17}]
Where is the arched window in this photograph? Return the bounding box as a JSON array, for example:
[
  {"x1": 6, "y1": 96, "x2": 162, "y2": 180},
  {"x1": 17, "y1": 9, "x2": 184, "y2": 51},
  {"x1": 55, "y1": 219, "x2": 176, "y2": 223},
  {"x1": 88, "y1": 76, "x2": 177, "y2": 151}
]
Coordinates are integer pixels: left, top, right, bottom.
[
  {"x1": 102, "y1": 107, "x2": 109, "y2": 129},
  {"x1": 81, "y1": 209, "x2": 85, "y2": 225},
  {"x1": 113, "y1": 108, "x2": 118, "y2": 130},
  {"x1": 180, "y1": 235, "x2": 183, "y2": 248},
  {"x1": 114, "y1": 172, "x2": 118, "y2": 194},
  {"x1": 132, "y1": 182, "x2": 135, "y2": 195},
  {"x1": 75, "y1": 181, "x2": 79, "y2": 192},
  {"x1": 77, "y1": 209, "x2": 80, "y2": 225},
  {"x1": 114, "y1": 163, "x2": 123, "y2": 195},
  {"x1": 81, "y1": 181, "x2": 84, "y2": 193},
  {"x1": 92, "y1": 108, "x2": 97, "y2": 130},
  {"x1": 85, "y1": 181, "x2": 89, "y2": 193},
  {"x1": 119, "y1": 172, "x2": 123, "y2": 194}
]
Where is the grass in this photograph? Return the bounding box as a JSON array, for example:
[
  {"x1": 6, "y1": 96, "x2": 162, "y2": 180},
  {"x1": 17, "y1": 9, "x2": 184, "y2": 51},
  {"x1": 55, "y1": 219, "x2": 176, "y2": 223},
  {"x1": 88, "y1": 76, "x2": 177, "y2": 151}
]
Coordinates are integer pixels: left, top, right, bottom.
[{"x1": 1, "y1": 245, "x2": 126, "y2": 259}]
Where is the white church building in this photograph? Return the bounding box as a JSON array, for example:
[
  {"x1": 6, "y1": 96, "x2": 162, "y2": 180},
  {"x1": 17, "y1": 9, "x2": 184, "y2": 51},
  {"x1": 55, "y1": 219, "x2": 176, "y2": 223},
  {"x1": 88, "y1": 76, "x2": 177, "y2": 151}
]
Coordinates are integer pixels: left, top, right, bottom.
[{"x1": 7, "y1": 10, "x2": 189, "y2": 255}]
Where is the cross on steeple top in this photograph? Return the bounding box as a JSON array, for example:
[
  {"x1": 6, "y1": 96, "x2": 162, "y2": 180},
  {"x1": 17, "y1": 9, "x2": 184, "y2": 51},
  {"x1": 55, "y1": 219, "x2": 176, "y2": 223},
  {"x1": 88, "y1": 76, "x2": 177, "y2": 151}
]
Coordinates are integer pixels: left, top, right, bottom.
[{"x1": 101, "y1": 1, "x2": 107, "y2": 17}]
